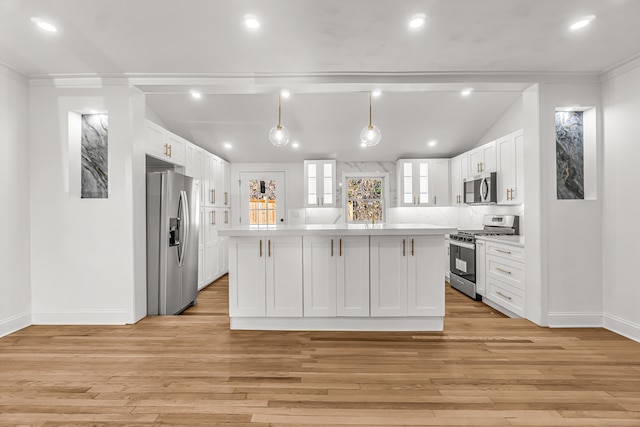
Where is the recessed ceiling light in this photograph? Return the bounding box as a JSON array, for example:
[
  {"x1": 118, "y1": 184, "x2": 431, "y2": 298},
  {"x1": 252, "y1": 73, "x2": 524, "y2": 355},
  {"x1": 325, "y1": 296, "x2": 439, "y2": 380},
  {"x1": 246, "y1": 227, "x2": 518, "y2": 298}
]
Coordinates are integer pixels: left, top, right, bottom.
[
  {"x1": 280, "y1": 89, "x2": 290, "y2": 98},
  {"x1": 372, "y1": 90, "x2": 382, "y2": 97},
  {"x1": 292, "y1": 142, "x2": 299, "y2": 148},
  {"x1": 461, "y1": 88, "x2": 473, "y2": 97},
  {"x1": 30, "y1": 17, "x2": 57, "y2": 32},
  {"x1": 428, "y1": 140, "x2": 437, "y2": 147},
  {"x1": 570, "y1": 15, "x2": 596, "y2": 30},
  {"x1": 244, "y1": 14, "x2": 260, "y2": 29},
  {"x1": 408, "y1": 13, "x2": 426, "y2": 30},
  {"x1": 190, "y1": 91, "x2": 202, "y2": 99},
  {"x1": 224, "y1": 142, "x2": 232, "y2": 149}
]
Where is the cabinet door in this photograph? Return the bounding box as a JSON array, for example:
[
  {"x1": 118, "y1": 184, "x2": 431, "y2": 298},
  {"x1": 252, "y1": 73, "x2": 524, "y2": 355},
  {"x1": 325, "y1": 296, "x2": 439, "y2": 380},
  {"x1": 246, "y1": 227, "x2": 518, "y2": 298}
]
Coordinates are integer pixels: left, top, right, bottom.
[
  {"x1": 428, "y1": 159, "x2": 450, "y2": 206},
  {"x1": 209, "y1": 155, "x2": 219, "y2": 206},
  {"x1": 481, "y1": 141, "x2": 496, "y2": 173},
  {"x1": 166, "y1": 133, "x2": 186, "y2": 166},
  {"x1": 407, "y1": 236, "x2": 444, "y2": 316},
  {"x1": 370, "y1": 236, "x2": 408, "y2": 316},
  {"x1": 445, "y1": 239, "x2": 450, "y2": 281},
  {"x1": 398, "y1": 160, "x2": 414, "y2": 206},
  {"x1": 228, "y1": 237, "x2": 266, "y2": 316},
  {"x1": 304, "y1": 160, "x2": 335, "y2": 207},
  {"x1": 475, "y1": 239, "x2": 486, "y2": 296},
  {"x1": 512, "y1": 130, "x2": 525, "y2": 204},
  {"x1": 203, "y1": 207, "x2": 218, "y2": 285},
  {"x1": 496, "y1": 134, "x2": 515, "y2": 204},
  {"x1": 337, "y1": 236, "x2": 370, "y2": 316},
  {"x1": 222, "y1": 160, "x2": 231, "y2": 207},
  {"x1": 266, "y1": 236, "x2": 303, "y2": 317},
  {"x1": 415, "y1": 160, "x2": 430, "y2": 205},
  {"x1": 469, "y1": 148, "x2": 484, "y2": 176},
  {"x1": 197, "y1": 208, "x2": 205, "y2": 289},
  {"x1": 303, "y1": 236, "x2": 337, "y2": 317},
  {"x1": 145, "y1": 122, "x2": 169, "y2": 161},
  {"x1": 202, "y1": 152, "x2": 211, "y2": 207}
]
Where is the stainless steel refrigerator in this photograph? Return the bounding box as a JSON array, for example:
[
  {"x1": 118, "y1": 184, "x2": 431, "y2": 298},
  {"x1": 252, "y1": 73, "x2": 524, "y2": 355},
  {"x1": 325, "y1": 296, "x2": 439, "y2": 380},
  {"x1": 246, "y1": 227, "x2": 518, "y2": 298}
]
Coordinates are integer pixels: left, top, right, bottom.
[{"x1": 146, "y1": 171, "x2": 199, "y2": 315}]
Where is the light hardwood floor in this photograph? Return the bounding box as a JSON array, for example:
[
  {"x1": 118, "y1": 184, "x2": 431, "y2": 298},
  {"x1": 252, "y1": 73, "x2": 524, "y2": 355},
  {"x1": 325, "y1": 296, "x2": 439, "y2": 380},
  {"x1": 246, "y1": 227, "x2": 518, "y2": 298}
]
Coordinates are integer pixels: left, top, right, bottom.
[{"x1": 1, "y1": 276, "x2": 640, "y2": 427}]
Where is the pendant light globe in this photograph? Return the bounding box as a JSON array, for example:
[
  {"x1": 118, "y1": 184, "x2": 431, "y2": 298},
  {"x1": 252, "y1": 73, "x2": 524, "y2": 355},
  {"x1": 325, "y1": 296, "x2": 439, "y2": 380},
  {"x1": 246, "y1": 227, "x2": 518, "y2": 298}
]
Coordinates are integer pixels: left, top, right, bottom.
[
  {"x1": 360, "y1": 125, "x2": 382, "y2": 146},
  {"x1": 360, "y1": 92, "x2": 381, "y2": 146},
  {"x1": 269, "y1": 125, "x2": 290, "y2": 147},
  {"x1": 269, "y1": 93, "x2": 290, "y2": 147}
]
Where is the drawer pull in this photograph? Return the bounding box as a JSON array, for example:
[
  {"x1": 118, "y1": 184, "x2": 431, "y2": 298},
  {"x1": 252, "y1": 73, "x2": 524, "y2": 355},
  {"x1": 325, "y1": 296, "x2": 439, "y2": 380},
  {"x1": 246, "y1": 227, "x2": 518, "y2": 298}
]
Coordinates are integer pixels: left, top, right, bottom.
[
  {"x1": 411, "y1": 238, "x2": 414, "y2": 256},
  {"x1": 331, "y1": 239, "x2": 334, "y2": 257},
  {"x1": 496, "y1": 291, "x2": 512, "y2": 301},
  {"x1": 402, "y1": 239, "x2": 406, "y2": 257},
  {"x1": 339, "y1": 238, "x2": 342, "y2": 256},
  {"x1": 496, "y1": 248, "x2": 512, "y2": 255},
  {"x1": 259, "y1": 240, "x2": 262, "y2": 257},
  {"x1": 496, "y1": 267, "x2": 511, "y2": 275}
]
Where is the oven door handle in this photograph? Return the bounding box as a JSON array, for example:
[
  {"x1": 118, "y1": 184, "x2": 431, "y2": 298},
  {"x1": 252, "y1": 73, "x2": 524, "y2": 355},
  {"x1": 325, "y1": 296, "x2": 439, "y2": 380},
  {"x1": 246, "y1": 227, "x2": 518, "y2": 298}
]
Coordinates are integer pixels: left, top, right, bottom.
[{"x1": 450, "y1": 240, "x2": 475, "y2": 250}]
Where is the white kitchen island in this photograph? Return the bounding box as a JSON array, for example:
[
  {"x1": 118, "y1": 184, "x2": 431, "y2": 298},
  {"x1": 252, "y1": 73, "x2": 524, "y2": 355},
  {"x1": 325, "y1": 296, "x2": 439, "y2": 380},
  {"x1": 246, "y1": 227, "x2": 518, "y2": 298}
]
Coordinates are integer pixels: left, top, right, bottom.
[{"x1": 218, "y1": 224, "x2": 456, "y2": 331}]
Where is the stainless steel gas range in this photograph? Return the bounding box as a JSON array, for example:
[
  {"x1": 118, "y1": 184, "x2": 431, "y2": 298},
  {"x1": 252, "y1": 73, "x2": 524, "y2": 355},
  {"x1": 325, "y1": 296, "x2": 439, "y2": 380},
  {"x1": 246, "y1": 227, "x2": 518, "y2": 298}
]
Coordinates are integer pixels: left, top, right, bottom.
[{"x1": 449, "y1": 215, "x2": 519, "y2": 300}]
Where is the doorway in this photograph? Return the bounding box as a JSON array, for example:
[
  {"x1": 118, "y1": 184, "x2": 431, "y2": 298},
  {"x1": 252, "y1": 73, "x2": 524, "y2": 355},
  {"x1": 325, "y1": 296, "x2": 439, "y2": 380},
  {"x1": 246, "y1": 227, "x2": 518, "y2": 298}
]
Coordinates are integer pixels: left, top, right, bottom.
[{"x1": 239, "y1": 172, "x2": 286, "y2": 226}]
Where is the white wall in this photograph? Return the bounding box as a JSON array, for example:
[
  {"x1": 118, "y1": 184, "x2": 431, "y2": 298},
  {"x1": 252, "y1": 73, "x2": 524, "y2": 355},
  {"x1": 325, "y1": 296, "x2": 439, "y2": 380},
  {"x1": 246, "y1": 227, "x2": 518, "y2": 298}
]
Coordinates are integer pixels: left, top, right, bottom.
[
  {"x1": 0, "y1": 65, "x2": 31, "y2": 337},
  {"x1": 29, "y1": 84, "x2": 144, "y2": 324},
  {"x1": 602, "y1": 60, "x2": 640, "y2": 341},
  {"x1": 476, "y1": 97, "x2": 524, "y2": 146},
  {"x1": 538, "y1": 82, "x2": 603, "y2": 327}
]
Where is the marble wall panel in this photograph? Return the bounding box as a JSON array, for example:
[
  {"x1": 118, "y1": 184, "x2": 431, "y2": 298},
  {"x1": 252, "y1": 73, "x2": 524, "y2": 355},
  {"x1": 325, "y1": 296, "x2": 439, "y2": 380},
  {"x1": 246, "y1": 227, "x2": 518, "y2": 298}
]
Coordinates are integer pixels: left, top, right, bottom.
[
  {"x1": 81, "y1": 114, "x2": 108, "y2": 198},
  {"x1": 555, "y1": 111, "x2": 584, "y2": 199}
]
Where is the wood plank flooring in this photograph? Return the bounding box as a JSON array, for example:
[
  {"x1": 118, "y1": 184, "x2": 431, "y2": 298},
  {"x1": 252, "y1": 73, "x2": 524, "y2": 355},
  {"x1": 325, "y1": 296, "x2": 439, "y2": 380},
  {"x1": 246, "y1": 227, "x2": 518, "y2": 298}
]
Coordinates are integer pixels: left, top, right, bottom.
[{"x1": 1, "y1": 276, "x2": 640, "y2": 426}]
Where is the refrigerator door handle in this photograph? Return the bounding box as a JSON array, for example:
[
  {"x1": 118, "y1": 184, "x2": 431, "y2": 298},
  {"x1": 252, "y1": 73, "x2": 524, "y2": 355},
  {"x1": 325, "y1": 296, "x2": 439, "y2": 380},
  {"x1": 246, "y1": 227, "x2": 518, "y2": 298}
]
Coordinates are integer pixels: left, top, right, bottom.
[{"x1": 177, "y1": 190, "x2": 189, "y2": 267}]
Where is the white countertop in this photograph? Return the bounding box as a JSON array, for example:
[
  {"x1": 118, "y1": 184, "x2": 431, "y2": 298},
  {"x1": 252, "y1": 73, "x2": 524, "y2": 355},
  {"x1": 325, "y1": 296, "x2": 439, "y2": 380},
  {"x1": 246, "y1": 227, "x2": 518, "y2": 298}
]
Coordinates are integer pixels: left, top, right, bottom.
[
  {"x1": 219, "y1": 223, "x2": 456, "y2": 237},
  {"x1": 476, "y1": 235, "x2": 525, "y2": 247}
]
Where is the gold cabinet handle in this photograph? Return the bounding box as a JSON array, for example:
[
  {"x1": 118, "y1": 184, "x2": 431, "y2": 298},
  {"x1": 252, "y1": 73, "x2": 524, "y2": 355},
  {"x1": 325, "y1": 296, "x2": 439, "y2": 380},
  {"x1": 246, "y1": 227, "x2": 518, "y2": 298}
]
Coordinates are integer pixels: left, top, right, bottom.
[
  {"x1": 224, "y1": 192, "x2": 228, "y2": 205},
  {"x1": 411, "y1": 238, "x2": 414, "y2": 256},
  {"x1": 168, "y1": 144, "x2": 172, "y2": 158},
  {"x1": 417, "y1": 195, "x2": 420, "y2": 204},
  {"x1": 479, "y1": 161, "x2": 483, "y2": 172},
  {"x1": 496, "y1": 248, "x2": 512, "y2": 255},
  {"x1": 496, "y1": 267, "x2": 512, "y2": 275},
  {"x1": 331, "y1": 239, "x2": 334, "y2": 257},
  {"x1": 433, "y1": 196, "x2": 436, "y2": 205},
  {"x1": 339, "y1": 238, "x2": 342, "y2": 256},
  {"x1": 496, "y1": 291, "x2": 512, "y2": 301},
  {"x1": 164, "y1": 143, "x2": 169, "y2": 156},
  {"x1": 213, "y1": 189, "x2": 216, "y2": 204},
  {"x1": 224, "y1": 210, "x2": 228, "y2": 224},
  {"x1": 210, "y1": 189, "x2": 214, "y2": 204},
  {"x1": 259, "y1": 240, "x2": 263, "y2": 257},
  {"x1": 402, "y1": 239, "x2": 406, "y2": 257},
  {"x1": 268, "y1": 239, "x2": 271, "y2": 257}
]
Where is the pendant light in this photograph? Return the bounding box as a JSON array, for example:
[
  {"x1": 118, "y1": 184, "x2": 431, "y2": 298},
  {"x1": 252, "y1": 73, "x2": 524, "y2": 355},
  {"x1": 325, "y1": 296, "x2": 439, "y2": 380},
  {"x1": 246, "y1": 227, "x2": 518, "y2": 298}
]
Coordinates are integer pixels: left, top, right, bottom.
[
  {"x1": 269, "y1": 93, "x2": 290, "y2": 147},
  {"x1": 360, "y1": 92, "x2": 381, "y2": 147}
]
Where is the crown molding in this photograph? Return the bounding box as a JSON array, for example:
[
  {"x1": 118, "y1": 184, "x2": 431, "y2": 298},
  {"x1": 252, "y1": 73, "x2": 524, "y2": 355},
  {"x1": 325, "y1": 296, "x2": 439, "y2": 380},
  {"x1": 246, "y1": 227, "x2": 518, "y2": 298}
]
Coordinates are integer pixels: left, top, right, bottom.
[
  {"x1": 600, "y1": 53, "x2": 640, "y2": 82},
  {"x1": 0, "y1": 61, "x2": 28, "y2": 84}
]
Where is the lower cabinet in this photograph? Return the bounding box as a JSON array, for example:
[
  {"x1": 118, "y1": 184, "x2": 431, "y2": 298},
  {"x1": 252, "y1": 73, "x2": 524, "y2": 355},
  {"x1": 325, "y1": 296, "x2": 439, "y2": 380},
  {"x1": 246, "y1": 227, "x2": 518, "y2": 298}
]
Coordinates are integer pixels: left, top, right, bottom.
[
  {"x1": 370, "y1": 235, "x2": 444, "y2": 317},
  {"x1": 303, "y1": 236, "x2": 370, "y2": 317},
  {"x1": 198, "y1": 207, "x2": 230, "y2": 290},
  {"x1": 482, "y1": 240, "x2": 525, "y2": 317},
  {"x1": 229, "y1": 236, "x2": 302, "y2": 317},
  {"x1": 475, "y1": 239, "x2": 486, "y2": 296}
]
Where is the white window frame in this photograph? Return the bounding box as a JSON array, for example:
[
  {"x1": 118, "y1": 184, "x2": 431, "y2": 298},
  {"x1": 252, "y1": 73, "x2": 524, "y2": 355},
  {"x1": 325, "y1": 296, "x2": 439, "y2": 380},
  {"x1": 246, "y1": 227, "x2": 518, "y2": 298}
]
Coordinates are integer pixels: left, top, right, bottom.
[{"x1": 341, "y1": 172, "x2": 390, "y2": 224}]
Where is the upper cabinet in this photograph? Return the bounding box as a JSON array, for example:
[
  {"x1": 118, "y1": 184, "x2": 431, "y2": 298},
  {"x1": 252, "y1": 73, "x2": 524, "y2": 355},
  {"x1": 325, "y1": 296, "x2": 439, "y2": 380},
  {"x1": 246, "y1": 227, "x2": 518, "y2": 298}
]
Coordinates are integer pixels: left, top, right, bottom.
[
  {"x1": 496, "y1": 129, "x2": 524, "y2": 205},
  {"x1": 397, "y1": 159, "x2": 451, "y2": 207},
  {"x1": 451, "y1": 153, "x2": 468, "y2": 205},
  {"x1": 467, "y1": 141, "x2": 496, "y2": 176},
  {"x1": 145, "y1": 120, "x2": 186, "y2": 166},
  {"x1": 304, "y1": 160, "x2": 336, "y2": 207}
]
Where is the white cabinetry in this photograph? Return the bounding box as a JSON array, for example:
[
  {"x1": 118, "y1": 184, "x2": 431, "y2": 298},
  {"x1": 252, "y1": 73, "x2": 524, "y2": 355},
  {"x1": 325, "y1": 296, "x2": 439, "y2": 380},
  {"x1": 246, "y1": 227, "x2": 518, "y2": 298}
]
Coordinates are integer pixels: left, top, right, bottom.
[
  {"x1": 445, "y1": 236, "x2": 451, "y2": 282},
  {"x1": 304, "y1": 160, "x2": 336, "y2": 207},
  {"x1": 370, "y1": 235, "x2": 444, "y2": 316},
  {"x1": 475, "y1": 239, "x2": 486, "y2": 297},
  {"x1": 303, "y1": 236, "x2": 370, "y2": 317},
  {"x1": 145, "y1": 120, "x2": 185, "y2": 166},
  {"x1": 397, "y1": 159, "x2": 451, "y2": 206},
  {"x1": 467, "y1": 141, "x2": 496, "y2": 176},
  {"x1": 483, "y1": 240, "x2": 525, "y2": 317},
  {"x1": 228, "y1": 236, "x2": 303, "y2": 318},
  {"x1": 496, "y1": 129, "x2": 524, "y2": 205},
  {"x1": 451, "y1": 153, "x2": 468, "y2": 205}
]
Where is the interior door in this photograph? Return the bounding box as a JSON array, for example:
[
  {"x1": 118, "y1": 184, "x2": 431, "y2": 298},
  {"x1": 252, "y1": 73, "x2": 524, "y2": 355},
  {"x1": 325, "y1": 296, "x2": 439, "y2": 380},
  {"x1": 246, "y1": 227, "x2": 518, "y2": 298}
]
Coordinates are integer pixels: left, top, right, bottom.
[{"x1": 239, "y1": 172, "x2": 286, "y2": 226}]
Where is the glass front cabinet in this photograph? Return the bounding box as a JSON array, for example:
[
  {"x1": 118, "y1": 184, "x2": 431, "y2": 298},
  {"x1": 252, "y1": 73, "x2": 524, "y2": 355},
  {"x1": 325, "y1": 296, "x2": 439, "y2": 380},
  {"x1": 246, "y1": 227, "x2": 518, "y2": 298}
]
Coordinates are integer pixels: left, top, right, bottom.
[
  {"x1": 397, "y1": 159, "x2": 451, "y2": 207},
  {"x1": 304, "y1": 160, "x2": 336, "y2": 207}
]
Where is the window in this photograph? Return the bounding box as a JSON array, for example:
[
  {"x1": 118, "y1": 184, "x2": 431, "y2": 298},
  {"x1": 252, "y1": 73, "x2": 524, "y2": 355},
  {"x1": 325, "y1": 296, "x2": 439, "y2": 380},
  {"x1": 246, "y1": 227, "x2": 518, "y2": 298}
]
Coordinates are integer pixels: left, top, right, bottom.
[{"x1": 343, "y1": 172, "x2": 389, "y2": 223}]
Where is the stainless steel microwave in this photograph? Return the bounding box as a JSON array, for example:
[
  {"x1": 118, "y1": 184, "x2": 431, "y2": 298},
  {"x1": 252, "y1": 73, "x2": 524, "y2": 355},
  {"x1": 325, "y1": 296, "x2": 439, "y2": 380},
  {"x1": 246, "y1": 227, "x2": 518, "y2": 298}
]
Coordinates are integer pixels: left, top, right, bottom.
[{"x1": 463, "y1": 172, "x2": 497, "y2": 204}]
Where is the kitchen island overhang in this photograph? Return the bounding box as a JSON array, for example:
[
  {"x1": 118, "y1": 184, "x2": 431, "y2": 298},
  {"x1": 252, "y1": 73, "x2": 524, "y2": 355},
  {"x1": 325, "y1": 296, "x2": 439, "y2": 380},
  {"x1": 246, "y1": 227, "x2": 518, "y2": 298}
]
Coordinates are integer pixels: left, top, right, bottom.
[{"x1": 219, "y1": 224, "x2": 455, "y2": 331}]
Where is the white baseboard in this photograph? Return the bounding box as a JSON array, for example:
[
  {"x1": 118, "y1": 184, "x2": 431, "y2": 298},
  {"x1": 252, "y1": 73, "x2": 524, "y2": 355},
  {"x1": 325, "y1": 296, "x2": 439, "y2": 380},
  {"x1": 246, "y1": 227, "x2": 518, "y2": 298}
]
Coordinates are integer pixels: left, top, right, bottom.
[
  {"x1": 546, "y1": 312, "x2": 603, "y2": 328},
  {"x1": 603, "y1": 313, "x2": 640, "y2": 343},
  {"x1": 230, "y1": 316, "x2": 444, "y2": 331},
  {"x1": 0, "y1": 312, "x2": 32, "y2": 338},
  {"x1": 32, "y1": 310, "x2": 129, "y2": 325}
]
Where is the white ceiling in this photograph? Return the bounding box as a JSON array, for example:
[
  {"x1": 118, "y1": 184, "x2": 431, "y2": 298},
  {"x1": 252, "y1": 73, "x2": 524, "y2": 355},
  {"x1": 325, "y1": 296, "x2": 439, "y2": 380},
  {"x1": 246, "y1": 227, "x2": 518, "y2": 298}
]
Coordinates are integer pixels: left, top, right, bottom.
[{"x1": 2, "y1": 0, "x2": 639, "y2": 162}]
